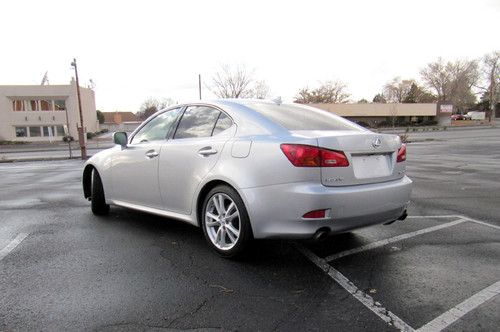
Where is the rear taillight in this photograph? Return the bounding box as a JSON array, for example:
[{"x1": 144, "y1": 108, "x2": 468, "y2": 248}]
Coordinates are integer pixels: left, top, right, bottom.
[
  {"x1": 397, "y1": 144, "x2": 407, "y2": 162},
  {"x1": 280, "y1": 144, "x2": 349, "y2": 167}
]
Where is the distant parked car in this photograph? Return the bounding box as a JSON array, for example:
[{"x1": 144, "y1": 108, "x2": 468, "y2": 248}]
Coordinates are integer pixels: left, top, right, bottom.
[
  {"x1": 82, "y1": 100, "x2": 412, "y2": 257},
  {"x1": 451, "y1": 114, "x2": 466, "y2": 120}
]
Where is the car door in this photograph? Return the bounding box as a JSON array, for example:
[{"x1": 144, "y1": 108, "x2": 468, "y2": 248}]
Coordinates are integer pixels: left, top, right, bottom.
[
  {"x1": 158, "y1": 105, "x2": 235, "y2": 214},
  {"x1": 110, "y1": 107, "x2": 183, "y2": 209}
]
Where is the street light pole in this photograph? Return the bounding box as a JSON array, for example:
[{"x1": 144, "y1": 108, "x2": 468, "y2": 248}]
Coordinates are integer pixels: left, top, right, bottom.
[
  {"x1": 198, "y1": 74, "x2": 202, "y2": 100},
  {"x1": 71, "y1": 58, "x2": 87, "y2": 159}
]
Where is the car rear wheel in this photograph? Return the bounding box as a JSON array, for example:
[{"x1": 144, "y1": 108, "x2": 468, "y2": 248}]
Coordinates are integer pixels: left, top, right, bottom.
[
  {"x1": 91, "y1": 169, "x2": 110, "y2": 215},
  {"x1": 201, "y1": 185, "x2": 252, "y2": 258}
]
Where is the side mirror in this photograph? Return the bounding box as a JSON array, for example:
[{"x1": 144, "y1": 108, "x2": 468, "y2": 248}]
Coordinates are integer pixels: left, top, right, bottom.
[{"x1": 113, "y1": 132, "x2": 128, "y2": 147}]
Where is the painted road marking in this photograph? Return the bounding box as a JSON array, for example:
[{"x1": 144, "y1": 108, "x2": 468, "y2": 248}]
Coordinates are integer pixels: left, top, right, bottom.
[
  {"x1": 409, "y1": 215, "x2": 500, "y2": 231},
  {"x1": 296, "y1": 245, "x2": 415, "y2": 331},
  {"x1": 325, "y1": 218, "x2": 465, "y2": 262},
  {"x1": 417, "y1": 280, "x2": 500, "y2": 332},
  {"x1": 0, "y1": 233, "x2": 29, "y2": 261}
]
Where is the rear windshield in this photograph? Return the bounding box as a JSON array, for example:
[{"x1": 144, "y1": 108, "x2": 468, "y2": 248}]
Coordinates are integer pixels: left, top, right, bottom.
[{"x1": 249, "y1": 102, "x2": 363, "y2": 131}]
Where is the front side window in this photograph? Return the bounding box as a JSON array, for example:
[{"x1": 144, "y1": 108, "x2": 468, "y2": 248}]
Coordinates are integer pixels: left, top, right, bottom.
[
  {"x1": 174, "y1": 106, "x2": 221, "y2": 139},
  {"x1": 131, "y1": 107, "x2": 182, "y2": 144}
]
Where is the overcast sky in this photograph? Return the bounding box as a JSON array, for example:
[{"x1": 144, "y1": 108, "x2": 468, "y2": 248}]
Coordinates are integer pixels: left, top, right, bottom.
[{"x1": 1, "y1": 0, "x2": 499, "y2": 112}]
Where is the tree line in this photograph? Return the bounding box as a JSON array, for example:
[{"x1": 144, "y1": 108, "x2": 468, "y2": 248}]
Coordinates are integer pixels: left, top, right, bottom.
[{"x1": 136, "y1": 51, "x2": 498, "y2": 120}]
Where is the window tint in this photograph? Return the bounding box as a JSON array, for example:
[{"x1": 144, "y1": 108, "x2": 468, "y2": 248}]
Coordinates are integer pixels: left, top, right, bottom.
[
  {"x1": 212, "y1": 112, "x2": 233, "y2": 135},
  {"x1": 174, "y1": 106, "x2": 220, "y2": 139},
  {"x1": 131, "y1": 107, "x2": 182, "y2": 144},
  {"x1": 250, "y1": 102, "x2": 363, "y2": 131}
]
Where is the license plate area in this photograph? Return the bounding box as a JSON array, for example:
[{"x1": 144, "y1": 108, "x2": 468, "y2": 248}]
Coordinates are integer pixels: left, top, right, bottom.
[{"x1": 351, "y1": 153, "x2": 392, "y2": 179}]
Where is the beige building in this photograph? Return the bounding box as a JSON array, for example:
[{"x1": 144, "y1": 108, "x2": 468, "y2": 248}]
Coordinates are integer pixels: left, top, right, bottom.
[
  {"x1": 312, "y1": 103, "x2": 451, "y2": 127},
  {"x1": 0, "y1": 79, "x2": 98, "y2": 142}
]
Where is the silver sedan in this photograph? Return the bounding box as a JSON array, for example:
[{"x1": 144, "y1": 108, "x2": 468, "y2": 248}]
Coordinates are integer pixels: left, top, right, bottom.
[{"x1": 83, "y1": 99, "x2": 412, "y2": 257}]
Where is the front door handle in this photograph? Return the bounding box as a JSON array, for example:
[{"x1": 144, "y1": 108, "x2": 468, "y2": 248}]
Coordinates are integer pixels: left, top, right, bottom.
[
  {"x1": 145, "y1": 150, "x2": 159, "y2": 158},
  {"x1": 198, "y1": 147, "x2": 218, "y2": 156}
]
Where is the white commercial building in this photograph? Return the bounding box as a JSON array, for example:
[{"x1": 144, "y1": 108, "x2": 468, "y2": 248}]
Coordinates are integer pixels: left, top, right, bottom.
[{"x1": 0, "y1": 79, "x2": 98, "y2": 142}]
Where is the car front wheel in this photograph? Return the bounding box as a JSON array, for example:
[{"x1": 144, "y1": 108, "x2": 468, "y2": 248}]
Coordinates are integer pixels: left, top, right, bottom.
[
  {"x1": 201, "y1": 185, "x2": 252, "y2": 258},
  {"x1": 91, "y1": 169, "x2": 110, "y2": 215}
]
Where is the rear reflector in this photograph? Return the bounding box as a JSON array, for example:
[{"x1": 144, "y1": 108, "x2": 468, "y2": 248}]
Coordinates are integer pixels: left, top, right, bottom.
[
  {"x1": 397, "y1": 144, "x2": 407, "y2": 162},
  {"x1": 302, "y1": 209, "x2": 327, "y2": 219},
  {"x1": 280, "y1": 144, "x2": 349, "y2": 167}
]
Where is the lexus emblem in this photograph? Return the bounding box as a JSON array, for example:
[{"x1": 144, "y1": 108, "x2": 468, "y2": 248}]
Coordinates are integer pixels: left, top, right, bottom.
[{"x1": 372, "y1": 137, "x2": 382, "y2": 148}]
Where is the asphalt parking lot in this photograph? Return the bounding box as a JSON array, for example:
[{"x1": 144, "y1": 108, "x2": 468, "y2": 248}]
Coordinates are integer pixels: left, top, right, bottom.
[{"x1": 1, "y1": 127, "x2": 499, "y2": 331}]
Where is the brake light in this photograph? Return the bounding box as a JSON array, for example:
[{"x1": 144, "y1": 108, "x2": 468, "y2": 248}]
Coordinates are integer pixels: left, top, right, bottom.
[
  {"x1": 397, "y1": 144, "x2": 407, "y2": 162},
  {"x1": 280, "y1": 144, "x2": 349, "y2": 167}
]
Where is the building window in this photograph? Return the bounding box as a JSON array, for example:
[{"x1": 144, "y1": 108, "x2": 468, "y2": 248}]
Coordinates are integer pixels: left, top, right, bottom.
[
  {"x1": 42, "y1": 126, "x2": 54, "y2": 137},
  {"x1": 28, "y1": 100, "x2": 39, "y2": 111},
  {"x1": 12, "y1": 100, "x2": 25, "y2": 111},
  {"x1": 40, "y1": 100, "x2": 53, "y2": 111},
  {"x1": 29, "y1": 126, "x2": 41, "y2": 137},
  {"x1": 15, "y1": 127, "x2": 27, "y2": 137},
  {"x1": 54, "y1": 100, "x2": 66, "y2": 111},
  {"x1": 56, "y1": 125, "x2": 65, "y2": 136}
]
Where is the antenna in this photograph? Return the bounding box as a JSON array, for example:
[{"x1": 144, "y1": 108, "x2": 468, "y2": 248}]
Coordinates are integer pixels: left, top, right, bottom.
[{"x1": 41, "y1": 71, "x2": 49, "y2": 85}]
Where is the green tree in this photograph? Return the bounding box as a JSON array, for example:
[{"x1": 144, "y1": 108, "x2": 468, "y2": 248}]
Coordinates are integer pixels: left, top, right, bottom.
[
  {"x1": 96, "y1": 110, "x2": 105, "y2": 124},
  {"x1": 294, "y1": 80, "x2": 350, "y2": 104},
  {"x1": 137, "y1": 98, "x2": 175, "y2": 120},
  {"x1": 372, "y1": 93, "x2": 387, "y2": 103},
  {"x1": 403, "y1": 83, "x2": 437, "y2": 103}
]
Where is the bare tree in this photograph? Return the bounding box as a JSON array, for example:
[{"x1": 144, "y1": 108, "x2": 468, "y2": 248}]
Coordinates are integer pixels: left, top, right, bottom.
[
  {"x1": 476, "y1": 51, "x2": 499, "y2": 121},
  {"x1": 137, "y1": 97, "x2": 175, "y2": 120},
  {"x1": 250, "y1": 80, "x2": 270, "y2": 99},
  {"x1": 420, "y1": 58, "x2": 479, "y2": 111},
  {"x1": 294, "y1": 80, "x2": 350, "y2": 104},
  {"x1": 383, "y1": 77, "x2": 414, "y2": 103},
  {"x1": 210, "y1": 64, "x2": 254, "y2": 98}
]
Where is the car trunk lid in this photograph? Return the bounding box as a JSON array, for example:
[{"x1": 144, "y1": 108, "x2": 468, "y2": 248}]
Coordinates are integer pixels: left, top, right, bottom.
[{"x1": 291, "y1": 130, "x2": 404, "y2": 186}]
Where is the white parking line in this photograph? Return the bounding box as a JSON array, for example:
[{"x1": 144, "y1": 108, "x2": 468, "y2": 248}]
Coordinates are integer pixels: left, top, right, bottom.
[
  {"x1": 325, "y1": 218, "x2": 465, "y2": 262},
  {"x1": 409, "y1": 215, "x2": 500, "y2": 231},
  {"x1": 296, "y1": 245, "x2": 415, "y2": 332},
  {"x1": 458, "y1": 215, "x2": 500, "y2": 231},
  {"x1": 0, "y1": 233, "x2": 29, "y2": 261},
  {"x1": 417, "y1": 280, "x2": 500, "y2": 332}
]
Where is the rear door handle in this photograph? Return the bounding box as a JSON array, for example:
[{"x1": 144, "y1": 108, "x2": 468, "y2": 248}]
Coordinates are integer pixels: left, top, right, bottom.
[
  {"x1": 145, "y1": 150, "x2": 159, "y2": 158},
  {"x1": 198, "y1": 147, "x2": 218, "y2": 156}
]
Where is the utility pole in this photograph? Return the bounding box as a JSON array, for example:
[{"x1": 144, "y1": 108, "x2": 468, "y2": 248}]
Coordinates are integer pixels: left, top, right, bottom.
[
  {"x1": 71, "y1": 58, "x2": 87, "y2": 159},
  {"x1": 198, "y1": 74, "x2": 202, "y2": 100}
]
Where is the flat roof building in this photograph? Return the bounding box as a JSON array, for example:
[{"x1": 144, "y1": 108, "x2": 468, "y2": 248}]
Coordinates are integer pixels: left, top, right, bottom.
[
  {"x1": 312, "y1": 103, "x2": 453, "y2": 127},
  {"x1": 0, "y1": 79, "x2": 98, "y2": 142}
]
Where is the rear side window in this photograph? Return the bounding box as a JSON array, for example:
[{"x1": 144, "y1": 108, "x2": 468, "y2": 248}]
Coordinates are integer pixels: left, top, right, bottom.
[
  {"x1": 174, "y1": 106, "x2": 221, "y2": 139},
  {"x1": 250, "y1": 102, "x2": 363, "y2": 131},
  {"x1": 212, "y1": 112, "x2": 233, "y2": 135}
]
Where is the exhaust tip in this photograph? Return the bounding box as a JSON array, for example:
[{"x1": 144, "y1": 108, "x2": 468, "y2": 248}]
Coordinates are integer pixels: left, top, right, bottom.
[
  {"x1": 398, "y1": 210, "x2": 408, "y2": 221},
  {"x1": 313, "y1": 228, "x2": 330, "y2": 241}
]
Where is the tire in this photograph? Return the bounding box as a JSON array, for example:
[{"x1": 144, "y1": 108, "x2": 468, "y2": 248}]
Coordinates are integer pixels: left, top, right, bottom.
[
  {"x1": 201, "y1": 185, "x2": 253, "y2": 258},
  {"x1": 91, "y1": 169, "x2": 110, "y2": 215}
]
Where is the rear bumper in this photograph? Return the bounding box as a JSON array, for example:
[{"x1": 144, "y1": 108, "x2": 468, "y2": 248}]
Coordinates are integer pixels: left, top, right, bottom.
[{"x1": 240, "y1": 176, "x2": 412, "y2": 239}]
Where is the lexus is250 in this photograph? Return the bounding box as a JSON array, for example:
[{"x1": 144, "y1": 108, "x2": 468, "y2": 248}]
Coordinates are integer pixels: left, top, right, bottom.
[{"x1": 83, "y1": 99, "x2": 412, "y2": 257}]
